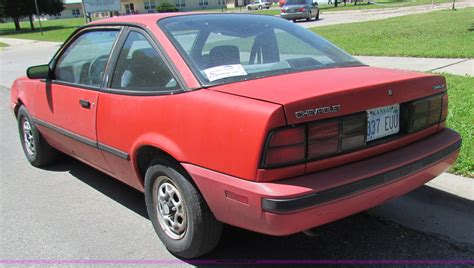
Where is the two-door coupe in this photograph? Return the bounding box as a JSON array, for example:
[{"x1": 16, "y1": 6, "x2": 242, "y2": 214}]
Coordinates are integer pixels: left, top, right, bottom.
[{"x1": 10, "y1": 13, "x2": 461, "y2": 258}]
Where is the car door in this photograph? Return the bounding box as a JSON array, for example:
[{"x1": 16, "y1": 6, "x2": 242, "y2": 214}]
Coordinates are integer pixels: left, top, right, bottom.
[
  {"x1": 34, "y1": 28, "x2": 120, "y2": 172},
  {"x1": 95, "y1": 28, "x2": 183, "y2": 189}
]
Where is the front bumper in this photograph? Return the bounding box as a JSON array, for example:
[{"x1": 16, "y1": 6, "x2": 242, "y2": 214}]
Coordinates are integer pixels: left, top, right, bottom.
[
  {"x1": 184, "y1": 129, "x2": 461, "y2": 236},
  {"x1": 281, "y1": 12, "x2": 308, "y2": 20}
]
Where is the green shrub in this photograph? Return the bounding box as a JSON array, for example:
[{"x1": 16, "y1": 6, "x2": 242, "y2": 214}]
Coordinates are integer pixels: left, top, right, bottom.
[{"x1": 157, "y1": 2, "x2": 179, "y2": 12}]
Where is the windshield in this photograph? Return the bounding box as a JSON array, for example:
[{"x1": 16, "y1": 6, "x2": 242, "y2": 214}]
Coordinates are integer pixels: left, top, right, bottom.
[
  {"x1": 286, "y1": 0, "x2": 306, "y2": 4},
  {"x1": 159, "y1": 14, "x2": 363, "y2": 86}
]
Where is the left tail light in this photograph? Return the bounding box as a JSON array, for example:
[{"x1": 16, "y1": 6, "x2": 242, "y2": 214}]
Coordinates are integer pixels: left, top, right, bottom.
[
  {"x1": 262, "y1": 126, "x2": 306, "y2": 168},
  {"x1": 298, "y1": 7, "x2": 305, "y2": 12},
  {"x1": 261, "y1": 113, "x2": 366, "y2": 168}
]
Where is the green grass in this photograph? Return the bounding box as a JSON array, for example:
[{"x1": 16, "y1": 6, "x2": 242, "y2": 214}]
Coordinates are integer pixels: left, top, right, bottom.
[
  {"x1": 0, "y1": 18, "x2": 84, "y2": 42},
  {"x1": 319, "y1": 0, "x2": 451, "y2": 11},
  {"x1": 312, "y1": 8, "x2": 474, "y2": 58},
  {"x1": 444, "y1": 74, "x2": 474, "y2": 178},
  {"x1": 0, "y1": 41, "x2": 8, "y2": 48}
]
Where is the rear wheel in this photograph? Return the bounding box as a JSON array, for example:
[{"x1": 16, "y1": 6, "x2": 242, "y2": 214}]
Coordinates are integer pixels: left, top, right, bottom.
[
  {"x1": 316, "y1": 10, "x2": 320, "y2": 20},
  {"x1": 17, "y1": 106, "x2": 57, "y2": 167},
  {"x1": 307, "y1": 11, "x2": 312, "y2": 21},
  {"x1": 258, "y1": 5, "x2": 263, "y2": 9},
  {"x1": 144, "y1": 160, "x2": 222, "y2": 258}
]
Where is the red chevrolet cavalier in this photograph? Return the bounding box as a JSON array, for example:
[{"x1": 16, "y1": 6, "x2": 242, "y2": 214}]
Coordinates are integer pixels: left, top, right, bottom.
[{"x1": 10, "y1": 13, "x2": 461, "y2": 258}]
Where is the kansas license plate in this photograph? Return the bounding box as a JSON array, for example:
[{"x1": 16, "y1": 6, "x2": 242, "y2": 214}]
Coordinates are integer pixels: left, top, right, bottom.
[{"x1": 367, "y1": 104, "x2": 400, "y2": 142}]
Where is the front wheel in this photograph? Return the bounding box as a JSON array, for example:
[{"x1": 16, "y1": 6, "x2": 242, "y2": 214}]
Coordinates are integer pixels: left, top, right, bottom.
[
  {"x1": 144, "y1": 160, "x2": 222, "y2": 258},
  {"x1": 17, "y1": 106, "x2": 57, "y2": 167}
]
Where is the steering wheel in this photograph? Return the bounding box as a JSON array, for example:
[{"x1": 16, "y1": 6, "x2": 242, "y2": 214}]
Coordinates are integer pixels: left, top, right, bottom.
[{"x1": 88, "y1": 55, "x2": 109, "y2": 86}]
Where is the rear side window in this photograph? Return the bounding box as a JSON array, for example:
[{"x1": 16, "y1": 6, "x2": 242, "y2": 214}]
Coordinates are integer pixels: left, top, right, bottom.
[
  {"x1": 111, "y1": 31, "x2": 180, "y2": 92},
  {"x1": 55, "y1": 30, "x2": 119, "y2": 87}
]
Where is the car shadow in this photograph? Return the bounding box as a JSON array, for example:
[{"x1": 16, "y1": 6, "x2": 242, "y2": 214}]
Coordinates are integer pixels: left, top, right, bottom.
[
  {"x1": 43, "y1": 156, "x2": 474, "y2": 262},
  {"x1": 44, "y1": 154, "x2": 149, "y2": 219}
]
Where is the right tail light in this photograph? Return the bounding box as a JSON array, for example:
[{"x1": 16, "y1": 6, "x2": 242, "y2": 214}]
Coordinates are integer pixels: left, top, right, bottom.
[{"x1": 401, "y1": 93, "x2": 447, "y2": 133}]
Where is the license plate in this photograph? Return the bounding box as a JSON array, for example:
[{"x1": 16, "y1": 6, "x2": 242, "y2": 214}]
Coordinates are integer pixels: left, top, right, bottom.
[{"x1": 367, "y1": 104, "x2": 400, "y2": 142}]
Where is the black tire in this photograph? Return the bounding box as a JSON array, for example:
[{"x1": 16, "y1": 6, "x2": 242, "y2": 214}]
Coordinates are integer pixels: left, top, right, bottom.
[
  {"x1": 307, "y1": 11, "x2": 312, "y2": 21},
  {"x1": 144, "y1": 160, "x2": 222, "y2": 259},
  {"x1": 17, "y1": 106, "x2": 57, "y2": 167},
  {"x1": 258, "y1": 5, "x2": 262, "y2": 9},
  {"x1": 316, "y1": 10, "x2": 320, "y2": 20},
  {"x1": 248, "y1": 6, "x2": 252, "y2": 10},
  {"x1": 293, "y1": 19, "x2": 297, "y2": 22}
]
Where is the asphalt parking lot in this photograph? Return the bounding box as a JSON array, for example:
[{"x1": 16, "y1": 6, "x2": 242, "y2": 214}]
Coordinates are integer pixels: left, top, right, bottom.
[{"x1": 1, "y1": 36, "x2": 473, "y2": 265}]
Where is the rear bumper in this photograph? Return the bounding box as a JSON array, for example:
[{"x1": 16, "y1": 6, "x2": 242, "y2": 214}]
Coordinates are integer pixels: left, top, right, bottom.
[
  {"x1": 184, "y1": 129, "x2": 461, "y2": 236},
  {"x1": 281, "y1": 12, "x2": 308, "y2": 20}
]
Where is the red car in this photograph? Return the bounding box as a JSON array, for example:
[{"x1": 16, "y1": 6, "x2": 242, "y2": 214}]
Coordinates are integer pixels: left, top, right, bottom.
[{"x1": 10, "y1": 13, "x2": 461, "y2": 258}]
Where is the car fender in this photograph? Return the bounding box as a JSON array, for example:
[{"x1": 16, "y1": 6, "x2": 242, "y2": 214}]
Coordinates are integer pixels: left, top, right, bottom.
[{"x1": 10, "y1": 77, "x2": 39, "y2": 117}]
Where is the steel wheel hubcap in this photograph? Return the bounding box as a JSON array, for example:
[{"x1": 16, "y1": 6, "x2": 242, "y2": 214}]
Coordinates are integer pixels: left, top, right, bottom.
[
  {"x1": 22, "y1": 120, "x2": 35, "y2": 156},
  {"x1": 153, "y1": 176, "x2": 187, "y2": 240}
]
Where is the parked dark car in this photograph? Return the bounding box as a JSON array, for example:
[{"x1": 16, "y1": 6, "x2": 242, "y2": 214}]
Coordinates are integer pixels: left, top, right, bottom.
[{"x1": 281, "y1": 0, "x2": 319, "y2": 22}]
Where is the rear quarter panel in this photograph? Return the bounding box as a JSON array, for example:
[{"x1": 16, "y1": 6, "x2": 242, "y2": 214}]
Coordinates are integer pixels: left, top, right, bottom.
[{"x1": 96, "y1": 89, "x2": 285, "y2": 185}]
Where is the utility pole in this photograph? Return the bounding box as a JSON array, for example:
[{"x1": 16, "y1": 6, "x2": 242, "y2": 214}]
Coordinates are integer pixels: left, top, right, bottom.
[
  {"x1": 33, "y1": 0, "x2": 43, "y2": 35},
  {"x1": 82, "y1": 0, "x2": 89, "y2": 23}
]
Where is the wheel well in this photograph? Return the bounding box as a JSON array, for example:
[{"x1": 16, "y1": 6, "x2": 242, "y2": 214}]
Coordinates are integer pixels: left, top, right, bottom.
[
  {"x1": 136, "y1": 146, "x2": 191, "y2": 185},
  {"x1": 14, "y1": 99, "x2": 24, "y2": 118}
]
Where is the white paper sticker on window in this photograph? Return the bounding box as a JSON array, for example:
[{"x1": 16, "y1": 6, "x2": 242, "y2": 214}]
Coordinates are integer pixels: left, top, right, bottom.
[{"x1": 203, "y1": 65, "x2": 247, "y2": 82}]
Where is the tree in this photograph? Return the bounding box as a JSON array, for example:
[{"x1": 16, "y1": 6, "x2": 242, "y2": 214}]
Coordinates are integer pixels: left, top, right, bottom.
[
  {"x1": 0, "y1": 0, "x2": 28, "y2": 31},
  {"x1": 28, "y1": 0, "x2": 65, "y2": 31},
  {"x1": 0, "y1": 0, "x2": 64, "y2": 32}
]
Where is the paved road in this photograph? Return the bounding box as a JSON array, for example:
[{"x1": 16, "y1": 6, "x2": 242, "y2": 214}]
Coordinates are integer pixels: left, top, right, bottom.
[
  {"x1": 1, "y1": 34, "x2": 474, "y2": 264},
  {"x1": 196, "y1": 1, "x2": 474, "y2": 29},
  {"x1": 244, "y1": 1, "x2": 474, "y2": 28},
  {"x1": 1, "y1": 96, "x2": 473, "y2": 263}
]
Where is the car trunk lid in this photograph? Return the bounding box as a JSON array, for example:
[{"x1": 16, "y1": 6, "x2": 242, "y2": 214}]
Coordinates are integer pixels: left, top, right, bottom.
[{"x1": 210, "y1": 66, "x2": 446, "y2": 125}]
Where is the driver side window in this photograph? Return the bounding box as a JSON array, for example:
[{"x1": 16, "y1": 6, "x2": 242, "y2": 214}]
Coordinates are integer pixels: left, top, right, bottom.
[{"x1": 54, "y1": 30, "x2": 119, "y2": 87}]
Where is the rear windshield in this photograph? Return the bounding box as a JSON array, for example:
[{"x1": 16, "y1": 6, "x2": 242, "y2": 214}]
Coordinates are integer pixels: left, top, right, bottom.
[
  {"x1": 286, "y1": 0, "x2": 306, "y2": 4},
  {"x1": 159, "y1": 14, "x2": 363, "y2": 86}
]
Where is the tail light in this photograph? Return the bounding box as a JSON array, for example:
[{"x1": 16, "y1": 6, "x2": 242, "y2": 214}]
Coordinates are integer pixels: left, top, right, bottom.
[
  {"x1": 308, "y1": 113, "x2": 366, "y2": 159},
  {"x1": 261, "y1": 94, "x2": 447, "y2": 169},
  {"x1": 262, "y1": 126, "x2": 306, "y2": 167},
  {"x1": 281, "y1": 8, "x2": 286, "y2": 13},
  {"x1": 298, "y1": 7, "x2": 305, "y2": 12},
  {"x1": 261, "y1": 114, "x2": 366, "y2": 168},
  {"x1": 401, "y1": 93, "x2": 447, "y2": 133}
]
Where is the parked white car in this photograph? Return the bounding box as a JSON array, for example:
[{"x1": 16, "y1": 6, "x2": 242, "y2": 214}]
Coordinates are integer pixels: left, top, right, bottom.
[{"x1": 247, "y1": 0, "x2": 272, "y2": 10}]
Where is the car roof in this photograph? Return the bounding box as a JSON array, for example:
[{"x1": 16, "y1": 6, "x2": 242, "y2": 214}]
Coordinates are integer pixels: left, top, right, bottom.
[{"x1": 89, "y1": 12, "x2": 212, "y2": 27}]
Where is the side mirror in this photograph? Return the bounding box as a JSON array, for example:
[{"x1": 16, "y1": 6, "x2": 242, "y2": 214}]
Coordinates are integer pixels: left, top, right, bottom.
[{"x1": 27, "y1": 64, "x2": 50, "y2": 80}]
